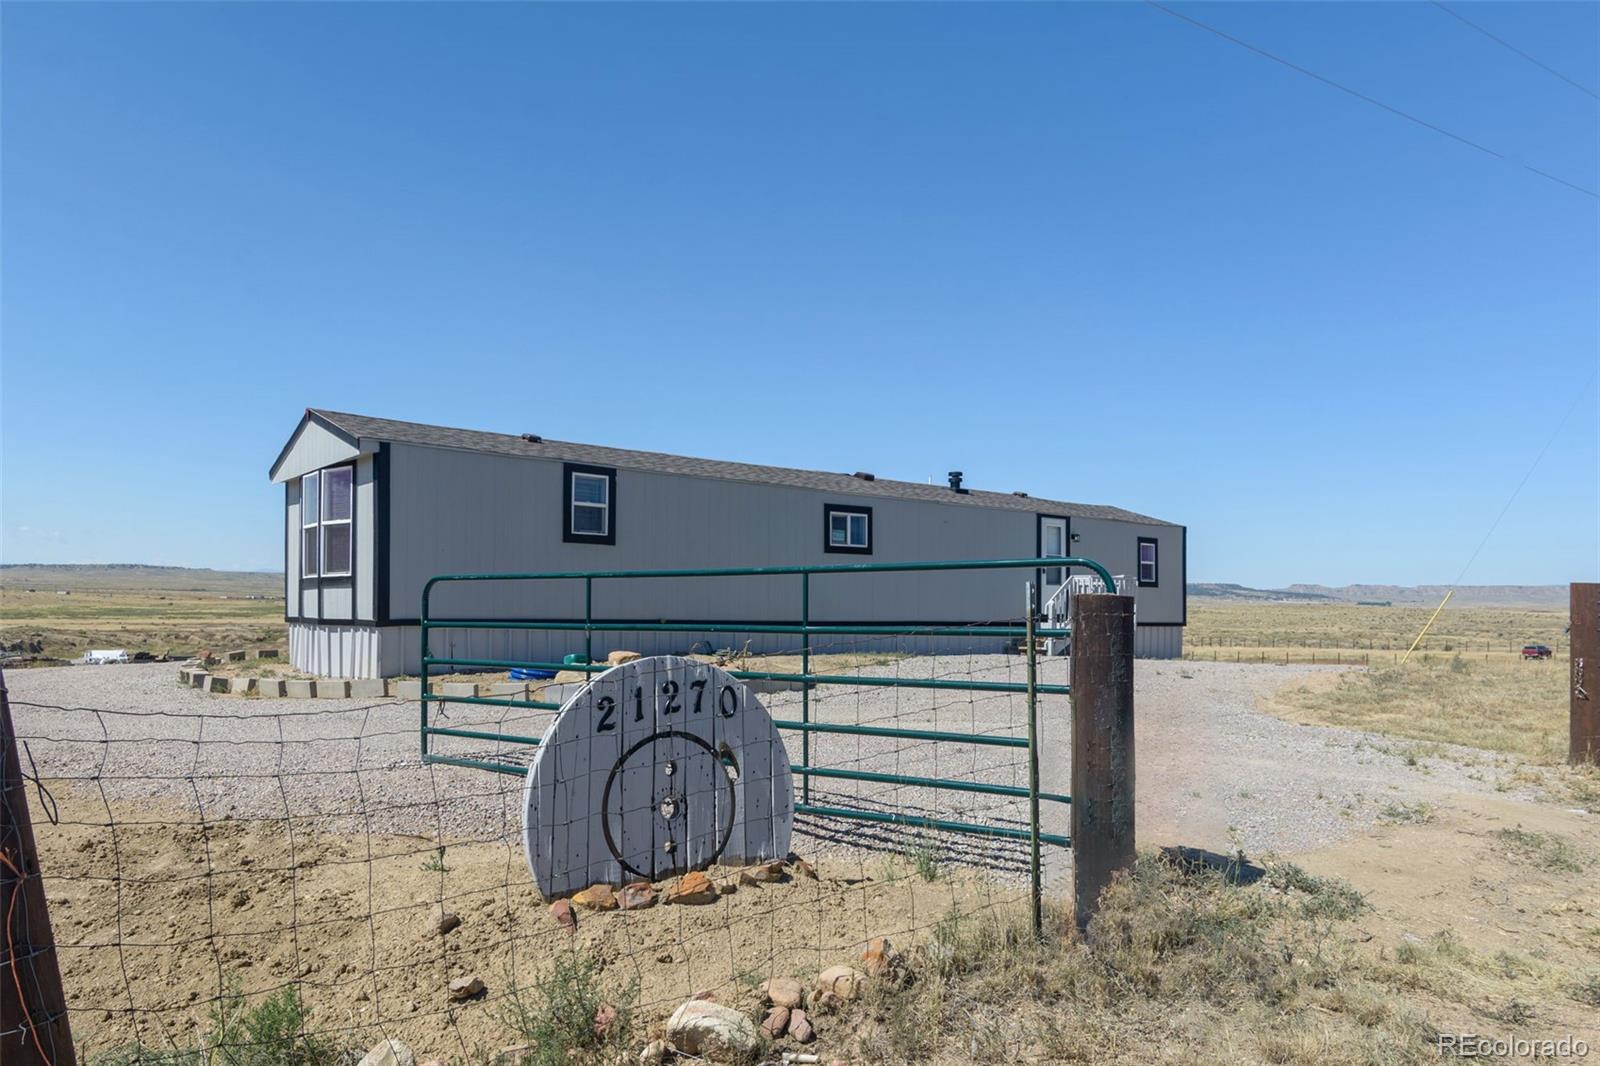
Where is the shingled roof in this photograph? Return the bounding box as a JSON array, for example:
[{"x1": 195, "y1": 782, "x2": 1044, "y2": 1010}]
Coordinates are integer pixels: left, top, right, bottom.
[{"x1": 302, "y1": 409, "x2": 1177, "y2": 526}]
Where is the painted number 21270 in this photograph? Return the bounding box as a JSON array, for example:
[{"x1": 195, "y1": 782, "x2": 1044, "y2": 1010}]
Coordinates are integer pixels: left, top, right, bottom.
[{"x1": 594, "y1": 679, "x2": 739, "y2": 733}]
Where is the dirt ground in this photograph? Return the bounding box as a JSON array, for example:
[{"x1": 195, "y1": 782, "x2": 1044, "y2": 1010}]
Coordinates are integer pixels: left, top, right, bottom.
[{"x1": 39, "y1": 783, "x2": 1019, "y2": 1062}]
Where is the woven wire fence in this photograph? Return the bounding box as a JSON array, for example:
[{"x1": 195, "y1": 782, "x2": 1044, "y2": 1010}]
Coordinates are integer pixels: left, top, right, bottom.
[{"x1": 8, "y1": 631, "x2": 1071, "y2": 1064}]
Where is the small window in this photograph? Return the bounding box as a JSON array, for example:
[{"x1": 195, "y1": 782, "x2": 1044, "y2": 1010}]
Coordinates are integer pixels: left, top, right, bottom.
[
  {"x1": 823, "y1": 504, "x2": 872, "y2": 554},
  {"x1": 320, "y1": 466, "x2": 353, "y2": 578},
  {"x1": 563, "y1": 463, "x2": 617, "y2": 544},
  {"x1": 1137, "y1": 537, "x2": 1159, "y2": 587},
  {"x1": 301, "y1": 472, "x2": 320, "y2": 578}
]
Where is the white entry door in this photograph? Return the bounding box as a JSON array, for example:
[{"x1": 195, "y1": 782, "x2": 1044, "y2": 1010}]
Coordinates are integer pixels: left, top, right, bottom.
[{"x1": 1039, "y1": 516, "x2": 1069, "y2": 600}]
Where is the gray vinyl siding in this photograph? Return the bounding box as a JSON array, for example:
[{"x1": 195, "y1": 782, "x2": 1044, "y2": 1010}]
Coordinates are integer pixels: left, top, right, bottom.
[
  {"x1": 272, "y1": 419, "x2": 361, "y2": 482},
  {"x1": 285, "y1": 453, "x2": 376, "y2": 625},
  {"x1": 387, "y1": 442, "x2": 1048, "y2": 626},
  {"x1": 1070, "y1": 517, "x2": 1185, "y2": 625}
]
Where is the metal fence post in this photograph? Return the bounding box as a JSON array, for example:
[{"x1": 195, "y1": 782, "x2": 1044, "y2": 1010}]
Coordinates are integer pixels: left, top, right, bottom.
[
  {"x1": 1025, "y1": 584, "x2": 1042, "y2": 939},
  {"x1": 1, "y1": 670, "x2": 75, "y2": 1065},
  {"x1": 801, "y1": 571, "x2": 811, "y2": 806},
  {"x1": 1572, "y1": 583, "x2": 1598, "y2": 765},
  {"x1": 1070, "y1": 593, "x2": 1136, "y2": 933}
]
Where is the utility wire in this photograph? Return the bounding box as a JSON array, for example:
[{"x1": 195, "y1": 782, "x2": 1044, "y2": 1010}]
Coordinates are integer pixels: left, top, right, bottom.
[
  {"x1": 1144, "y1": 0, "x2": 1600, "y2": 200},
  {"x1": 1447, "y1": 363, "x2": 1598, "y2": 589},
  {"x1": 1429, "y1": 1, "x2": 1600, "y2": 102}
]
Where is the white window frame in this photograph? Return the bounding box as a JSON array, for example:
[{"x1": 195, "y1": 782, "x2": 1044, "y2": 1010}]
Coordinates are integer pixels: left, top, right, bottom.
[
  {"x1": 300, "y1": 471, "x2": 320, "y2": 578},
  {"x1": 320, "y1": 465, "x2": 354, "y2": 579},
  {"x1": 1137, "y1": 537, "x2": 1159, "y2": 587},
  {"x1": 570, "y1": 472, "x2": 610, "y2": 537},
  {"x1": 824, "y1": 505, "x2": 872, "y2": 553}
]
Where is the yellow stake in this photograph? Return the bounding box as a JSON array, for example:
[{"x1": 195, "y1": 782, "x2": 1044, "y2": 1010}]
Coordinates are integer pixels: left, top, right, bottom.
[{"x1": 1400, "y1": 589, "x2": 1453, "y2": 665}]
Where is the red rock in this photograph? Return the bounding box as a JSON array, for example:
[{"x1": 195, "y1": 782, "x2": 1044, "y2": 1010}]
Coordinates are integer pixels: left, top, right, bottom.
[
  {"x1": 665, "y1": 870, "x2": 718, "y2": 905},
  {"x1": 789, "y1": 857, "x2": 818, "y2": 880},
  {"x1": 617, "y1": 882, "x2": 656, "y2": 910},
  {"x1": 549, "y1": 899, "x2": 577, "y2": 929},
  {"x1": 788, "y1": 1007, "x2": 815, "y2": 1043},
  {"x1": 593, "y1": 1002, "x2": 617, "y2": 1038},
  {"x1": 860, "y1": 935, "x2": 899, "y2": 977},
  {"x1": 761, "y1": 1005, "x2": 790, "y2": 1038},
  {"x1": 572, "y1": 884, "x2": 618, "y2": 910}
]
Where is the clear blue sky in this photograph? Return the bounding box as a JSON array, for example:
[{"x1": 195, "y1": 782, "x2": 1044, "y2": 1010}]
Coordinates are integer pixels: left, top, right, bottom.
[{"x1": 3, "y1": 2, "x2": 1596, "y2": 587}]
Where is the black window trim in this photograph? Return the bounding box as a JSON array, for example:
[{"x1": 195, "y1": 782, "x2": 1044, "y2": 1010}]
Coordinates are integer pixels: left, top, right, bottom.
[
  {"x1": 1137, "y1": 536, "x2": 1159, "y2": 587},
  {"x1": 563, "y1": 462, "x2": 617, "y2": 545},
  {"x1": 822, "y1": 502, "x2": 873, "y2": 555}
]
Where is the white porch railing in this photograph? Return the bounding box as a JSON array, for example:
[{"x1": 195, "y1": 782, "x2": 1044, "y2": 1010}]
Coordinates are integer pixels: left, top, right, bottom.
[{"x1": 1041, "y1": 572, "x2": 1128, "y2": 655}]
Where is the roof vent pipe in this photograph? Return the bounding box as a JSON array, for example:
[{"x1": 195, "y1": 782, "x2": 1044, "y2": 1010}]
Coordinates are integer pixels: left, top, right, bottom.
[
  {"x1": 521, "y1": 433, "x2": 543, "y2": 443},
  {"x1": 853, "y1": 471, "x2": 876, "y2": 481},
  {"x1": 948, "y1": 471, "x2": 966, "y2": 493}
]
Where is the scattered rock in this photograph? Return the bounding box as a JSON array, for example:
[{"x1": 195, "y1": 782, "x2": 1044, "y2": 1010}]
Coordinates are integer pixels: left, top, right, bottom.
[
  {"x1": 573, "y1": 884, "x2": 619, "y2": 910},
  {"x1": 814, "y1": 965, "x2": 866, "y2": 1002},
  {"x1": 607, "y1": 650, "x2": 642, "y2": 665},
  {"x1": 435, "y1": 910, "x2": 462, "y2": 935},
  {"x1": 788, "y1": 1007, "x2": 815, "y2": 1044},
  {"x1": 593, "y1": 1002, "x2": 618, "y2": 1038},
  {"x1": 744, "y1": 861, "x2": 786, "y2": 883},
  {"x1": 761, "y1": 1005, "x2": 790, "y2": 1038},
  {"x1": 666, "y1": 999, "x2": 760, "y2": 1060},
  {"x1": 860, "y1": 936, "x2": 900, "y2": 977},
  {"x1": 714, "y1": 877, "x2": 738, "y2": 895},
  {"x1": 692, "y1": 988, "x2": 716, "y2": 1001},
  {"x1": 617, "y1": 882, "x2": 656, "y2": 910},
  {"x1": 448, "y1": 975, "x2": 486, "y2": 1002},
  {"x1": 665, "y1": 870, "x2": 718, "y2": 905},
  {"x1": 549, "y1": 899, "x2": 577, "y2": 929},
  {"x1": 789, "y1": 857, "x2": 818, "y2": 880},
  {"x1": 357, "y1": 1039, "x2": 415, "y2": 1066},
  {"x1": 761, "y1": 977, "x2": 804, "y2": 1009},
  {"x1": 639, "y1": 1040, "x2": 671, "y2": 1066},
  {"x1": 656, "y1": 952, "x2": 674, "y2": 964}
]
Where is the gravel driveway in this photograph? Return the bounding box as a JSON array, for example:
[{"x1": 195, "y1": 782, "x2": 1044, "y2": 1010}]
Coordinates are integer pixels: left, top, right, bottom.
[{"x1": 4, "y1": 658, "x2": 1521, "y2": 890}]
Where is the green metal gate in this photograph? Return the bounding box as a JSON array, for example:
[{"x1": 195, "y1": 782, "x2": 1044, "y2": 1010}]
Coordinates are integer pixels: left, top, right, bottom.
[{"x1": 418, "y1": 555, "x2": 1115, "y2": 931}]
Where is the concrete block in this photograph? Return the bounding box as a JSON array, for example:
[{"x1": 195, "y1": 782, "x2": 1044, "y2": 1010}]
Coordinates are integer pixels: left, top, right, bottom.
[
  {"x1": 541, "y1": 683, "x2": 584, "y2": 707},
  {"x1": 178, "y1": 668, "x2": 192, "y2": 685},
  {"x1": 257, "y1": 648, "x2": 280, "y2": 659},
  {"x1": 226, "y1": 650, "x2": 248, "y2": 662},
  {"x1": 483, "y1": 682, "x2": 529, "y2": 699},
  {"x1": 317, "y1": 679, "x2": 352, "y2": 699},
  {"x1": 349, "y1": 678, "x2": 385, "y2": 699},
  {"x1": 257, "y1": 678, "x2": 286, "y2": 697},
  {"x1": 441, "y1": 681, "x2": 475, "y2": 698},
  {"x1": 190, "y1": 672, "x2": 209, "y2": 689},
  {"x1": 208, "y1": 675, "x2": 230, "y2": 693},
  {"x1": 388, "y1": 679, "x2": 421, "y2": 699},
  {"x1": 227, "y1": 676, "x2": 257, "y2": 695},
  {"x1": 283, "y1": 679, "x2": 315, "y2": 699}
]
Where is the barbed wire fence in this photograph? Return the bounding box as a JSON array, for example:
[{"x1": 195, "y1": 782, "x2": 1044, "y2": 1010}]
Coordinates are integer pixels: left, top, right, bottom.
[{"x1": 1, "y1": 625, "x2": 1079, "y2": 1066}]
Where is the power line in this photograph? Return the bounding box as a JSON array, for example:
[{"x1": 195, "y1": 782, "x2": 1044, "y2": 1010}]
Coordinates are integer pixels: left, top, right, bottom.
[
  {"x1": 1144, "y1": 0, "x2": 1599, "y2": 200},
  {"x1": 1429, "y1": 1, "x2": 1600, "y2": 102}
]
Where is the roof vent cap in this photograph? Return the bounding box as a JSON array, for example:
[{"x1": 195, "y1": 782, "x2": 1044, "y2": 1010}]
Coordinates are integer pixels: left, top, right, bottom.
[
  {"x1": 853, "y1": 471, "x2": 876, "y2": 481},
  {"x1": 1012, "y1": 491, "x2": 1029, "y2": 498},
  {"x1": 947, "y1": 471, "x2": 967, "y2": 493},
  {"x1": 520, "y1": 433, "x2": 543, "y2": 443}
]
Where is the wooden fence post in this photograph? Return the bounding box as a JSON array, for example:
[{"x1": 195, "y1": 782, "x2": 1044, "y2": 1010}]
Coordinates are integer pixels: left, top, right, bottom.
[
  {"x1": 1, "y1": 669, "x2": 74, "y2": 1064},
  {"x1": 1070, "y1": 593, "x2": 1136, "y2": 933},
  {"x1": 1573, "y1": 583, "x2": 1599, "y2": 766}
]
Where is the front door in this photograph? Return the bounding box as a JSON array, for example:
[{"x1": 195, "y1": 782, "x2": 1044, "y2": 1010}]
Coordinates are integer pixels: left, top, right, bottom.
[{"x1": 1038, "y1": 516, "x2": 1069, "y2": 602}]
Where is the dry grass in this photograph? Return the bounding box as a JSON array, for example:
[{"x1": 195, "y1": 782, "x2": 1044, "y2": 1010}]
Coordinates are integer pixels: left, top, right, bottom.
[
  {"x1": 1, "y1": 573, "x2": 284, "y2": 662},
  {"x1": 1264, "y1": 655, "x2": 1568, "y2": 764},
  {"x1": 1185, "y1": 602, "x2": 1567, "y2": 667},
  {"x1": 836, "y1": 851, "x2": 1592, "y2": 1065}
]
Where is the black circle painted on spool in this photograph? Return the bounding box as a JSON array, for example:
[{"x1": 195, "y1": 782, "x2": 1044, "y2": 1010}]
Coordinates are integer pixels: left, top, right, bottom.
[{"x1": 600, "y1": 729, "x2": 738, "y2": 883}]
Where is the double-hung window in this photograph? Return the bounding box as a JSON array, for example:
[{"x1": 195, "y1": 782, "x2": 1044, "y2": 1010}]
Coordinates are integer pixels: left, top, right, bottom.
[
  {"x1": 1137, "y1": 537, "x2": 1159, "y2": 587},
  {"x1": 320, "y1": 466, "x2": 353, "y2": 577},
  {"x1": 823, "y1": 503, "x2": 872, "y2": 555},
  {"x1": 300, "y1": 466, "x2": 353, "y2": 578},
  {"x1": 563, "y1": 463, "x2": 617, "y2": 544},
  {"x1": 301, "y1": 472, "x2": 320, "y2": 577}
]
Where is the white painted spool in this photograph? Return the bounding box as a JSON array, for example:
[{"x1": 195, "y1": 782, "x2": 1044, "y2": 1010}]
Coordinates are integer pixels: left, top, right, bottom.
[{"x1": 522, "y1": 656, "x2": 794, "y2": 898}]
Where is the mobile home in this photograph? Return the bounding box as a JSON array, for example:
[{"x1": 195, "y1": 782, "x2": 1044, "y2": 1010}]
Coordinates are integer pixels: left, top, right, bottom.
[{"x1": 270, "y1": 410, "x2": 1186, "y2": 678}]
